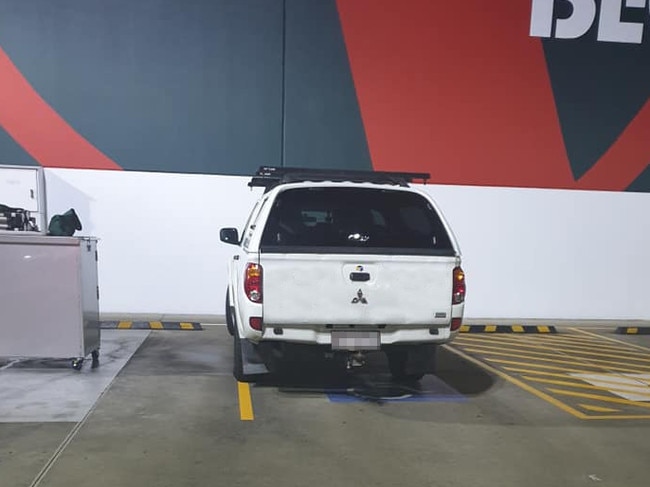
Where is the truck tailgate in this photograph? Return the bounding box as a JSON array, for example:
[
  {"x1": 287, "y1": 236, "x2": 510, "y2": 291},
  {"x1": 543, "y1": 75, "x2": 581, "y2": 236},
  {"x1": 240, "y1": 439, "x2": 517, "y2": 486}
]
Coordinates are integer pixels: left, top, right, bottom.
[{"x1": 261, "y1": 253, "x2": 456, "y2": 326}]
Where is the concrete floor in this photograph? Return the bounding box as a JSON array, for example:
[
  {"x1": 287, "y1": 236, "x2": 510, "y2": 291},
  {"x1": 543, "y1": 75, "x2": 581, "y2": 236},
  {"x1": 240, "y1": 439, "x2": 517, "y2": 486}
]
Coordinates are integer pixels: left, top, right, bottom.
[{"x1": 2, "y1": 326, "x2": 650, "y2": 487}]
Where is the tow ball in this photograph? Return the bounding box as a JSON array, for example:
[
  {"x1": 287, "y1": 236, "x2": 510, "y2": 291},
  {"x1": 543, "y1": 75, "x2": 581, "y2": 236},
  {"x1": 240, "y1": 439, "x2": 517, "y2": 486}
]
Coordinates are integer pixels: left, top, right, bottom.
[{"x1": 346, "y1": 351, "x2": 367, "y2": 370}]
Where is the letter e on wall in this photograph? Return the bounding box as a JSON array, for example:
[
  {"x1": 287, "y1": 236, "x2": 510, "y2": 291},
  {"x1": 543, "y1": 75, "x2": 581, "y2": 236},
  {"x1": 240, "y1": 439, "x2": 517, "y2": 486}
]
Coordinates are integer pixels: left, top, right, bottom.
[{"x1": 598, "y1": 0, "x2": 645, "y2": 44}]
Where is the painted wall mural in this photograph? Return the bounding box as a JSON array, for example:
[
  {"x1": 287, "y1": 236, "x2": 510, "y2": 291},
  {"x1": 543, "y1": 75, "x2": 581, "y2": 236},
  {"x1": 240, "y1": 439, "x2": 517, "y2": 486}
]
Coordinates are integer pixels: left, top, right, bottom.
[{"x1": 0, "y1": 0, "x2": 648, "y2": 191}]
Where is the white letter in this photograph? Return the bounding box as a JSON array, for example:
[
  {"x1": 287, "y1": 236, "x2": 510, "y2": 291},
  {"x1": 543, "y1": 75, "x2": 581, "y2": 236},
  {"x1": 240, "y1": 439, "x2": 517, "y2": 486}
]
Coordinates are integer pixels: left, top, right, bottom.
[
  {"x1": 598, "y1": 0, "x2": 644, "y2": 44},
  {"x1": 530, "y1": 0, "x2": 555, "y2": 37},
  {"x1": 555, "y1": 0, "x2": 597, "y2": 39}
]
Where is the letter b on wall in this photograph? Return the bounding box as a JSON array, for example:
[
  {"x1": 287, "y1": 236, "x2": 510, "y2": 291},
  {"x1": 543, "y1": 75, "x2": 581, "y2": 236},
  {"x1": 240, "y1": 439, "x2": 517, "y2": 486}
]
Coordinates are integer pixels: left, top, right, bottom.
[{"x1": 530, "y1": 0, "x2": 596, "y2": 39}]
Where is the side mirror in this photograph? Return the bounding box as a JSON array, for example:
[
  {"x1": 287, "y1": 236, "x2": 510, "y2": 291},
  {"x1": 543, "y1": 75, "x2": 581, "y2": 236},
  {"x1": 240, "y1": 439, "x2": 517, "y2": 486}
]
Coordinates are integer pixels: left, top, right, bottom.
[{"x1": 220, "y1": 227, "x2": 240, "y2": 245}]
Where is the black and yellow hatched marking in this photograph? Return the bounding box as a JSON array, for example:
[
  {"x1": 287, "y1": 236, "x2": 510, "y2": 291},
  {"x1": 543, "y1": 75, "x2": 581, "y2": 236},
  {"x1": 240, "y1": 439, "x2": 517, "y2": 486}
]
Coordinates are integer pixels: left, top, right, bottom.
[
  {"x1": 615, "y1": 327, "x2": 650, "y2": 335},
  {"x1": 100, "y1": 321, "x2": 203, "y2": 330},
  {"x1": 459, "y1": 324, "x2": 557, "y2": 334},
  {"x1": 449, "y1": 328, "x2": 650, "y2": 420}
]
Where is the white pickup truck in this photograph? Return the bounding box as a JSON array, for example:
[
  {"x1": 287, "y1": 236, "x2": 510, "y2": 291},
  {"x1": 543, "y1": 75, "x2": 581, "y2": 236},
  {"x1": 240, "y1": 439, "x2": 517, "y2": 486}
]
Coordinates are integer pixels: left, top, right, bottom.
[{"x1": 220, "y1": 167, "x2": 466, "y2": 382}]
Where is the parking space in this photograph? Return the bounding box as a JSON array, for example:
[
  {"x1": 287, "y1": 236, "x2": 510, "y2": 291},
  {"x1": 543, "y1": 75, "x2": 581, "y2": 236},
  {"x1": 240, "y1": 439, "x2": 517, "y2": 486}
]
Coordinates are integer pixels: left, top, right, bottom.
[
  {"x1": 246, "y1": 347, "x2": 472, "y2": 410},
  {"x1": 3, "y1": 325, "x2": 650, "y2": 487}
]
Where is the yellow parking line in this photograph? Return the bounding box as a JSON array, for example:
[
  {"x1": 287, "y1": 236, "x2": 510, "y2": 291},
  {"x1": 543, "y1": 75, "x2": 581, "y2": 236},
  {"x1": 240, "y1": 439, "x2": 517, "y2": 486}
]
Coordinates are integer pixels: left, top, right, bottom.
[
  {"x1": 525, "y1": 334, "x2": 619, "y2": 346},
  {"x1": 456, "y1": 335, "x2": 650, "y2": 360},
  {"x1": 444, "y1": 345, "x2": 588, "y2": 419},
  {"x1": 522, "y1": 376, "x2": 650, "y2": 398},
  {"x1": 505, "y1": 368, "x2": 650, "y2": 390},
  {"x1": 237, "y1": 382, "x2": 254, "y2": 421},
  {"x1": 548, "y1": 388, "x2": 650, "y2": 409},
  {"x1": 572, "y1": 328, "x2": 650, "y2": 352},
  {"x1": 460, "y1": 341, "x2": 650, "y2": 367},
  {"x1": 579, "y1": 404, "x2": 620, "y2": 413},
  {"x1": 585, "y1": 414, "x2": 650, "y2": 420},
  {"x1": 487, "y1": 358, "x2": 637, "y2": 375},
  {"x1": 460, "y1": 346, "x2": 650, "y2": 373},
  {"x1": 502, "y1": 367, "x2": 579, "y2": 379},
  {"x1": 117, "y1": 321, "x2": 132, "y2": 329},
  {"x1": 519, "y1": 338, "x2": 650, "y2": 356},
  {"x1": 456, "y1": 333, "x2": 644, "y2": 349}
]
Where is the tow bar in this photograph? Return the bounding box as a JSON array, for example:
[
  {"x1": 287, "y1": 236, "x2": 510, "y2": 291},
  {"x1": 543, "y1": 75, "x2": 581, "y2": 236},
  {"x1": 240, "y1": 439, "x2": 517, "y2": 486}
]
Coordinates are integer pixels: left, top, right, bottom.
[{"x1": 346, "y1": 351, "x2": 367, "y2": 370}]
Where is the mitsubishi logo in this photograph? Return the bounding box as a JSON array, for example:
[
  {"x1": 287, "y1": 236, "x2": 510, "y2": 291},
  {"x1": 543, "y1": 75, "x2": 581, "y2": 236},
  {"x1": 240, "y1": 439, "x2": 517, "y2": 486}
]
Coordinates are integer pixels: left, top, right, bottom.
[{"x1": 351, "y1": 289, "x2": 368, "y2": 304}]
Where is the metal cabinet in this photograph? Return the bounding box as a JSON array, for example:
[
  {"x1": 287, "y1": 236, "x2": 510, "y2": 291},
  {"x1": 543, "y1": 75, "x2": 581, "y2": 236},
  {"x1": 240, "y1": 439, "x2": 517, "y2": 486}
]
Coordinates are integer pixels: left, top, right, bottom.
[{"x1": 0, "y1": 234, "x2": 100, "y2": 369}]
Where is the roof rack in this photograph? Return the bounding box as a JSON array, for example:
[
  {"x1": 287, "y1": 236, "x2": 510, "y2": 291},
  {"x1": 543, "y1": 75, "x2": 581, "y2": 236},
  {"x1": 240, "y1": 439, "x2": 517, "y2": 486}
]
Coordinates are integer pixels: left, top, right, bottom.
[{"x1": 248, "y1": 166, "x2": 430, "y2": 192}]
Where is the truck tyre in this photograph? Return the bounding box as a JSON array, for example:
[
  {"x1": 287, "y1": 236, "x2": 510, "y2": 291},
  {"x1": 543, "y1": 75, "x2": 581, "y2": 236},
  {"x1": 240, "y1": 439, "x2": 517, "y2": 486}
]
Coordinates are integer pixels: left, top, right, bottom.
[
  {"x1": 386, "y1": 347, "x2": 431, "y2": 382},
  {"x1": 225, "y1": 290, "x2": 235, "y2": 336}
]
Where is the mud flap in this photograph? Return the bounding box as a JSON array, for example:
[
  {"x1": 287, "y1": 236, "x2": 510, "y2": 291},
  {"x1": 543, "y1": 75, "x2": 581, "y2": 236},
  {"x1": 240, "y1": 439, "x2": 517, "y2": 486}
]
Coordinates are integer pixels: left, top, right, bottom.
[{"x1": 240, "y1": 338, "x2": 272, "y2": 376}]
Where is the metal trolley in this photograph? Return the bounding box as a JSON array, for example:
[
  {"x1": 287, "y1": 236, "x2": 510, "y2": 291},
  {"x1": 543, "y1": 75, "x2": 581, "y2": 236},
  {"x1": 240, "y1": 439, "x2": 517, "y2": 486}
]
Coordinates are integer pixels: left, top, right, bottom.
[{"x1": 0, "y1": 234, "x2": 101, "y2": 370}]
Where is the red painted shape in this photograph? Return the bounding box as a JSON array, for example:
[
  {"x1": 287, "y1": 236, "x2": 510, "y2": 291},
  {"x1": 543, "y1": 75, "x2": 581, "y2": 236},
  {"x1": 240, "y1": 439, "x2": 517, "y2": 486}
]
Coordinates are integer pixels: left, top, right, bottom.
[
  {"x1": 336, "y1": 0, "x2": 650, "y2": 191},
  {"x1": 0, "y1": 47, "x2": 121, "y2": 170}
]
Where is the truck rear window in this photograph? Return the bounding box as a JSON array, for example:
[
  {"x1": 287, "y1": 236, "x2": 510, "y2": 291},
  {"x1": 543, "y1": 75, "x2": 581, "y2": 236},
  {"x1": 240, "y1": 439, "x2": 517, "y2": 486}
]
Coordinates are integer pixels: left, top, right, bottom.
[{"x1": 260, "y1": 187, "x2": 454, "y2": 255}]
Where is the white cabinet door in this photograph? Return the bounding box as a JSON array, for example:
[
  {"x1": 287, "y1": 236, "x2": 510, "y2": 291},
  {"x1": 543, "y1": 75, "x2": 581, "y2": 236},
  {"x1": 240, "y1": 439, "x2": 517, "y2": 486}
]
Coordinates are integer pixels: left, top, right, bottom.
[{"x1": 0, "y1": 167, "x2": 40, "y2": 211}]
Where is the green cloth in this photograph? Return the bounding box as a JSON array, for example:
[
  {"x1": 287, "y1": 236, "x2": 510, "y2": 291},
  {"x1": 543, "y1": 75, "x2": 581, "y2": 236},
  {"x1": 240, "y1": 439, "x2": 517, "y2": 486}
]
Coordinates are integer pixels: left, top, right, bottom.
[{"x1": 48, "y1": 209, "x2": 82, "y2": 236}]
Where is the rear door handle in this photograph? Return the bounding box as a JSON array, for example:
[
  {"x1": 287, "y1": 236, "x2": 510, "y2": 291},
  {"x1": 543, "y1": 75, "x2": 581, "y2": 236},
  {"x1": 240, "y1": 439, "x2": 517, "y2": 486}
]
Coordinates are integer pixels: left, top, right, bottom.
[{"x1": 350, "y1": 272, "x2": 370, "y2": 282}]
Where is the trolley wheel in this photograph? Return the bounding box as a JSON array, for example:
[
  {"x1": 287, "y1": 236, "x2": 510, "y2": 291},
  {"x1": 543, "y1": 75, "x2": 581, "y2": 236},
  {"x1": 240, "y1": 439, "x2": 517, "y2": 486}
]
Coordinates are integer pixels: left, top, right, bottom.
[{"x1": 71, "y1": 358, "x2": 84, "y2": 371}]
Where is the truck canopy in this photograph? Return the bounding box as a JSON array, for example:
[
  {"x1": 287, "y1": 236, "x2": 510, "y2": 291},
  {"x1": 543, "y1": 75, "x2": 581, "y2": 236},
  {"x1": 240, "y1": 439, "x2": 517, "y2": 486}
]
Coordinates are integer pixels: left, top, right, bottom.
[{"x1": 259, "y1": 187, "x2": 456, "y2": 256}]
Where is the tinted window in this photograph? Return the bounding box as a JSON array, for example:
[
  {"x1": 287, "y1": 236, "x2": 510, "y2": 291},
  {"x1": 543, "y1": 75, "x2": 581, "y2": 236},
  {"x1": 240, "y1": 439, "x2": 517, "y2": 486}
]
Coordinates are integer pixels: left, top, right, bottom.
[{"x1": 260, "y1": 187, "x2": 454, "y2": 255}]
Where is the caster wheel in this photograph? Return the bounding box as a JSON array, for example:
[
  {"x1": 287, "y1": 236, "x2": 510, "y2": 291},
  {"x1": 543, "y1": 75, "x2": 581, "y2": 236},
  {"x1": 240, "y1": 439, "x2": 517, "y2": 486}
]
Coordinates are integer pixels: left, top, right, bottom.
[{"x1": 71, "y1": 358, "x2": 84, "y2": 371}]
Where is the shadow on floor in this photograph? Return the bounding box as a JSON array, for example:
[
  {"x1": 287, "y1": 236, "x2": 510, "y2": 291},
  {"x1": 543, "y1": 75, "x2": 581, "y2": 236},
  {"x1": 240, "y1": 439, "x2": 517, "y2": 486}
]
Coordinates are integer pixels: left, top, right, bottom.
[{"x1": 251, "y1": 346, "x2": 495, "y2": 404}]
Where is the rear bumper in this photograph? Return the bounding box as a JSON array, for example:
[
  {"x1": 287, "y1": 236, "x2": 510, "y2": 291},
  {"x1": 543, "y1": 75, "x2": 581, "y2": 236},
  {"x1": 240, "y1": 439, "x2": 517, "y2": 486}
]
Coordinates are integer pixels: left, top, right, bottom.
[{"x1": 253, "y1": 325, "x2": 458, "y2": 346}]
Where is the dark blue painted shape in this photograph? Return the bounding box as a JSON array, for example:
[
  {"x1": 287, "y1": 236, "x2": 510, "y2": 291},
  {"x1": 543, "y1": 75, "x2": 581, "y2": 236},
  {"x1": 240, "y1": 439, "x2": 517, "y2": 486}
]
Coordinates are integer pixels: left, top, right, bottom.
[
  {"x1": 0, "y1": 0, "x2": 372, "y2": 176},
  {"x1": 282, "y1": 0, "x2": 372, "y2": 170},
  {"x1": 627, "y1": 164, "x2": 650, "y2": 193},
  {"x1": 0, "y1": 127, "x2": 39, "y2": 166},
  {"x1": 542, "y1": 4, "x2": 650, "y2": 181},
  {"x1": 0, "y1": 0, "x2": 284, "y2": 175}
]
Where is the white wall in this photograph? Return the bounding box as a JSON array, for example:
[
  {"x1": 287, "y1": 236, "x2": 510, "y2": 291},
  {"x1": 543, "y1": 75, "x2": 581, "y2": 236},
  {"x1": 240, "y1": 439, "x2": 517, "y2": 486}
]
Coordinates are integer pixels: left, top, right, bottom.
[
  {"x1": 44, "y1": 168, "x2": 263, "y2": 319},
  {"x1": 421, "y1": 184, "x2": 650, "y2": 320},
  {"x1": 44, "y1": 168, "x2": 650, "y2": 321}
]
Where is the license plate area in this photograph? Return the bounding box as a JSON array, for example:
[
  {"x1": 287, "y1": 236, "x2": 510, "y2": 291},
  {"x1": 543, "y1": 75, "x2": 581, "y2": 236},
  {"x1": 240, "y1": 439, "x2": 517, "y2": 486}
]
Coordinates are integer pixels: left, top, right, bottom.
[{"x1": 331, "y1": 331, "x2": 380, "y2": 350}]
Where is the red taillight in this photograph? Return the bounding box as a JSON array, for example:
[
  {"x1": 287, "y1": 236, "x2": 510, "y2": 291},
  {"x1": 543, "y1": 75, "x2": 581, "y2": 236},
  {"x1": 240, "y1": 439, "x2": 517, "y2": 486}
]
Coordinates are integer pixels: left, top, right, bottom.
[
  {"x1": 452, "y1": 266, "x2": 466, "y2": 304},
  {"x1": 244, "y1": 263, "x2": 263, "y2": 303},
  {"x1": 249, "y1": 317, "x2": 263, "y2": 331},
  {"x1": 451, "y1": 317, "x2": 462, "y2": 331}
]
